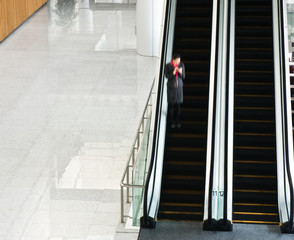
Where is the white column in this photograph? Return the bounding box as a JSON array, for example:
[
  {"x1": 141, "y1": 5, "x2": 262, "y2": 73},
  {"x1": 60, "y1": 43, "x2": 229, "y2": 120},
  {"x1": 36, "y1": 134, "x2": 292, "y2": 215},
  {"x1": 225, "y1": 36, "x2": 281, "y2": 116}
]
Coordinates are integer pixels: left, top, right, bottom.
[
  {"x1": 136, "y1": 0, "x2": 165, "y2": 56},
  {"x1": 152, "y1": 0, "x2": 165, "y2": 56}
]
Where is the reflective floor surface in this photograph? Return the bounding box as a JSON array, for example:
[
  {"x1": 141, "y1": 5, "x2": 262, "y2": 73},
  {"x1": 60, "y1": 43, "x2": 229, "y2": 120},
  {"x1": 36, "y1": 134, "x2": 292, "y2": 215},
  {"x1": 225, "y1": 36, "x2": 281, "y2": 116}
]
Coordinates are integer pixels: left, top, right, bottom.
[{"x1": 0, "y1": 0, "x2": 157, "y2": 239}]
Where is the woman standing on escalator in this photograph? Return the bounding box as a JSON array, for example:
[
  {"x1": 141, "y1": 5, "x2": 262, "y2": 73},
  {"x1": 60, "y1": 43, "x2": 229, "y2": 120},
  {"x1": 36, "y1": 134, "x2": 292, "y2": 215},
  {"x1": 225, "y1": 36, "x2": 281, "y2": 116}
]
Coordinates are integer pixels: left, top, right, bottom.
[{"x1": 165, "y1": 53, "x2": 186, "y2": 128}]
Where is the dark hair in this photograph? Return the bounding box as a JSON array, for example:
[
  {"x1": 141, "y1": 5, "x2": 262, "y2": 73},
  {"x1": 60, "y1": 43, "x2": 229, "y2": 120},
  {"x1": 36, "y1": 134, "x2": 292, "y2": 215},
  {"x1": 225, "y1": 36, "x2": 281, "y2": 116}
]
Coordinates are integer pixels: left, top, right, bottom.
[{"x1": 172, "y1": 53, "x2": 181, "y2": 60}]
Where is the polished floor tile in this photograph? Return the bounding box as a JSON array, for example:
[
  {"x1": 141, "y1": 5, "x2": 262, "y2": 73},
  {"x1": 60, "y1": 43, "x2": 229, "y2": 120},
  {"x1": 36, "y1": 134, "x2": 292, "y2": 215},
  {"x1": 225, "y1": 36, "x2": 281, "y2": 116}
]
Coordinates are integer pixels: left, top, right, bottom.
[{"x1": 0, "y1": 0, "x2": 156, "y2": 239}]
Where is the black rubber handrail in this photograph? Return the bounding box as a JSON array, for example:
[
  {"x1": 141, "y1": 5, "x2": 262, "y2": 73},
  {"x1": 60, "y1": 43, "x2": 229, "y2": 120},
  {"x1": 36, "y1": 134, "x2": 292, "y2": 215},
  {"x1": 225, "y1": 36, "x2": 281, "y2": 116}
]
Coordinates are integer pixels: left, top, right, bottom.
[
  {"x1": 206, "y1": 0, "x2": 221, "y2": 226},
  {"x1": 141, "y1": 0, "x2": 174, "y2": 228},
  {"x1": 279, "y1": 0, "x2": 294, "y2": 231},
  {"x1": 223, "y1": 0, "x2": 232, "y2": 223}
]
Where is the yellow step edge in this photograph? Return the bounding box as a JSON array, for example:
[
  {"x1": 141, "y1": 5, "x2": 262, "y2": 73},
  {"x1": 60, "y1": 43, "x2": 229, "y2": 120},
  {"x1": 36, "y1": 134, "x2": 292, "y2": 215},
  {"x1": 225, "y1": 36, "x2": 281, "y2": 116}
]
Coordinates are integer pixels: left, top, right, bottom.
[
  {"x1": 163, "y1": 190, "x2": 204, "y2": 195},
  {"x1": 234, "y1": 189, "x2": 276, "y2": 194},
  {"x1": 239, "y1": 26, "x2": 271, "y2": 29},
  {"x1": 236, "y1": 38, "x2": 272, "y2": 42},
  {"x1": 234, "y1": 212, "x2": 278, "y2": 216},
  {"x1": 184, "y1": 84, "x2": 208, "y2": 87},
  {"x1": 181, "y1": 108, "x2": 206, "y2": 112},
  {"x1": 234, "y1": 174, "x2": 276, "y2": 179},
  {"x1": 236, "y1": 59, "x2": 272, "y2": 62},
  {"x1": 235, "y1": 107, "x2": 274, "y2": 110},
  {"x1": 161, "y1": 203, "x2": 203, "y2": 207},
  {"x1": 166, "y1": 147, "x2": 205, "y2": 152},
  {"x1": 156, "y1": 218, "x2": 201, "y2": 223},
  {"x1": 237, "y1": 48, "x2": 272, "y2": 51},
  {"x1": 181, "y1": 7, "x2": 210, "y2": 10},
  {"x1": 236, "y1": 70, "x2": 272, "y2": 73},
  {"x1": 167, "y1": 133, "x2": 206, "y2": 138},
  {"x1": 234, "y1": 203, "x2": 277, "y2": 207},
  {"x1": 165, "y1": 175, "x2": 204, "y2": 181},
  {"x1": 182, "y1": 17, "x2": 211, "y2": 20},
  {"x1": 179, "y1": 39, "x2": 210, "y2": 42},
  {"x1": 240, "y1": 15, "x2": 271, "y2": 18},
  {"x1": 232, "y1": 220, "x2": 279, "y2": 225},
  {"x1": 236, "y1": 36, "x2": 271, "y2": 40},
  {"x1": 235, "y1": 119, "x2": 274, "y2": 123},
  {"x1": 179, "y1": 49, "x2": 209, "y2": 53},
  {"x1": 181, "y1": 27, "x2": 210, "y2": 31},
  {"x1": 235, "y1": 160, "x2": 275, "y2": 164},
  {"x1": 235, "y1": 133, "x2": 274, "y2": 137},
  {"x1": 185, "y1": 96, "x2": 207, "y2": 100},
  {"x1": 180, "y1": 121, "x2": 206, "y2": 124},
  {"x1": 235, "y1": 94, "x2": 273, "y2": 98},
  {"x1": 237, "y1": 5, "x2": 270, "y2": 8},
  {"x1": 185, "y1": 72, "x2": 209, "y2": 76},
  {"x1": 234, "y1": 146, "x2": 275, "y2": 150},
  {"x1": 159, "y1": 211, "x2": 202, "y2": 215},
  {"x1": 165, "y1": 161, "x2": 205, "y2": 166},
  {"x1": 185, "y1": 60, "x2": 209, "y2": 64},
  {"x1": 236, "y1": 82, "x2": 273, "y2": 85}
]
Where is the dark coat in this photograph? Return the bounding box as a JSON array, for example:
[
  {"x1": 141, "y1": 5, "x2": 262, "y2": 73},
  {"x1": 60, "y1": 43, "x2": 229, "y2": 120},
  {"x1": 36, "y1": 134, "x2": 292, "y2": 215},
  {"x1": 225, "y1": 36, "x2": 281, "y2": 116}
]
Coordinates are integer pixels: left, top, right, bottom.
[{"x1": 165, "y1": 62, "x2": 185, "y2": 104}]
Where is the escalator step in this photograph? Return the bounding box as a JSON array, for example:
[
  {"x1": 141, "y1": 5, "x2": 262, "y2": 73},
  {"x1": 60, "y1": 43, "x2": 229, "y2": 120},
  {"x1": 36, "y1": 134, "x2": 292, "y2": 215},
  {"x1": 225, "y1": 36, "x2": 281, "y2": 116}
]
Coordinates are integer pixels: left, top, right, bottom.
[
  {"x1": 158, "y1": 211, "x2": 203, "y2": 221},
  {"x1": 175, "y1": 17, "x2": 212, "y2": 28},
  {"x1": 233, "y1": 189, "x2": 277, "y2": 204},
  {"x1": 165, "y1": 133, "x2": 206, "y2": 148},
  {"x1": 234, "y1": 176, "x2": 277, "y2": 190},
  {"x1": 235, "y1": 96, "x2": 274, "y2": 108},
  {"x1": 234, "y1": 160, "x2": 276, "y2": 175},
  {"x1": 162, "y1": 176, "x2": 204, "y2": 191},
  {"x1": 234, "y1": 148, "x2": 275, "y2": 161},
  {"x1": 234, "y1": 120, "x2": 274, "y2": 134},
  {"x1": 166, "y1": 121, "x2": 207, "y2": 134},
  {"x1": 236, "y1": 16, "x2": 272, "y2": 27},
  {"x1": 236, "y1": 28, "x2": 272, "y2": 38},
  {"x1": 160, "y1": 203, "x2": 203, "y2": 214},
  {"x1": 234, "y1": 134, "x2": 275, "y2": 148},
  {"x1": 233, "y1": 212, "x2": 279, "y2": 222},
  {"x1": 236, "y1": 48, "x2": 273, "y2": 59},
  {"x1": 235, "y1": 108, "x2": 274, "y2": 121}
]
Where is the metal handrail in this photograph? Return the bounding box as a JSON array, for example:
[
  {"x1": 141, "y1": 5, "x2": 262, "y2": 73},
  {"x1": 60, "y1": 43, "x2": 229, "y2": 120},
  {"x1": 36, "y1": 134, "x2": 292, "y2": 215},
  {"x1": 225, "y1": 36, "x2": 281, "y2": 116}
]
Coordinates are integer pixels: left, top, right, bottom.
[
  {"x1": 204, "y1": 0, "x2": 220, "y2": 224},
  {"x1": 225, "y1": 0, "x2": 235, "y2": 225},
  {"x1": 141, "y1": 0, "x2": 176, "y2": 228},
  {"x1": 120, "y1": 79, "x2": 155, "y2": 223}
]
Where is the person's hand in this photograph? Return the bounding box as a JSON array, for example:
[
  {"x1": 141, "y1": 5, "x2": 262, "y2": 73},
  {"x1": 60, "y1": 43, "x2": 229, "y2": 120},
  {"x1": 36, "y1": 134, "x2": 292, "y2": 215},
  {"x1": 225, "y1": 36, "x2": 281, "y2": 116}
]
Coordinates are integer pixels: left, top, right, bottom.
[
  {"x1": 173, "y1": 68, "x2": 177, "y2": 75},
  {"x1": 178, "y1": 68, "x2": 182, "y2": 74}
]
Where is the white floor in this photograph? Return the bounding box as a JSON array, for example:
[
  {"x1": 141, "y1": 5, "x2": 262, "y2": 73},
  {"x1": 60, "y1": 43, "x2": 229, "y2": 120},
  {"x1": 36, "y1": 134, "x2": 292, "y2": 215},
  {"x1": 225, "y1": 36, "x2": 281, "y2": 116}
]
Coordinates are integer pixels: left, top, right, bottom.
[{"x1": 0, "y1": 1, "x2": 157, "y2": 239}]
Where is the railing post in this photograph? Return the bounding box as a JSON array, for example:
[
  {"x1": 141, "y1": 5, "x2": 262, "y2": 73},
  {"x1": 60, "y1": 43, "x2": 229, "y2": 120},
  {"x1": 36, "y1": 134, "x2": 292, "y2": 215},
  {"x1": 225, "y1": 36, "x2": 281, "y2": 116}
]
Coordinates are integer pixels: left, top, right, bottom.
[
  {"x1": 132, "y1": 149, "x2": 135, "y2": 166},
  {"x1": 120, "y1": 79, "x2": 154, "y2": 225},
  {"x1": 121, "y1": 185, "x2": 124, "y2": 223},
  {"x1": 142, "y1": 118, "x2": 145, "y2": 132},
  {"x1": 127, "y1": 167, "x2": 130, "y2": 203},
  {"x1": 137, "y1": 132, "x2": 140, "y2": 149}
]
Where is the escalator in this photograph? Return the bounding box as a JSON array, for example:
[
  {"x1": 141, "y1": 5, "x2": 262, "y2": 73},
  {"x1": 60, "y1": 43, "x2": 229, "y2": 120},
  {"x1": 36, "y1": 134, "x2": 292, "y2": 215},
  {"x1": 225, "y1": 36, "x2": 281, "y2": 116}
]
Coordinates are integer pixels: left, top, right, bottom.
[
  {"x1": 233, "y1": 0, "x2": 279, "y2": 224},
  {"x1": 157, "y1": 0, "x2": 213, "y2": 221}
]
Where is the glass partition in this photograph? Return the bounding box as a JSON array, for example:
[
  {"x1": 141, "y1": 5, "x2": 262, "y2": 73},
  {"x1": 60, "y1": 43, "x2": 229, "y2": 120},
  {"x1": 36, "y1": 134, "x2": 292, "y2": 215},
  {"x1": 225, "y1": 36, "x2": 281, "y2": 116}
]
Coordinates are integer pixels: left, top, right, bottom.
[{"x1": 132, "y1": 115, "x2": 151, "y2": 226}]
